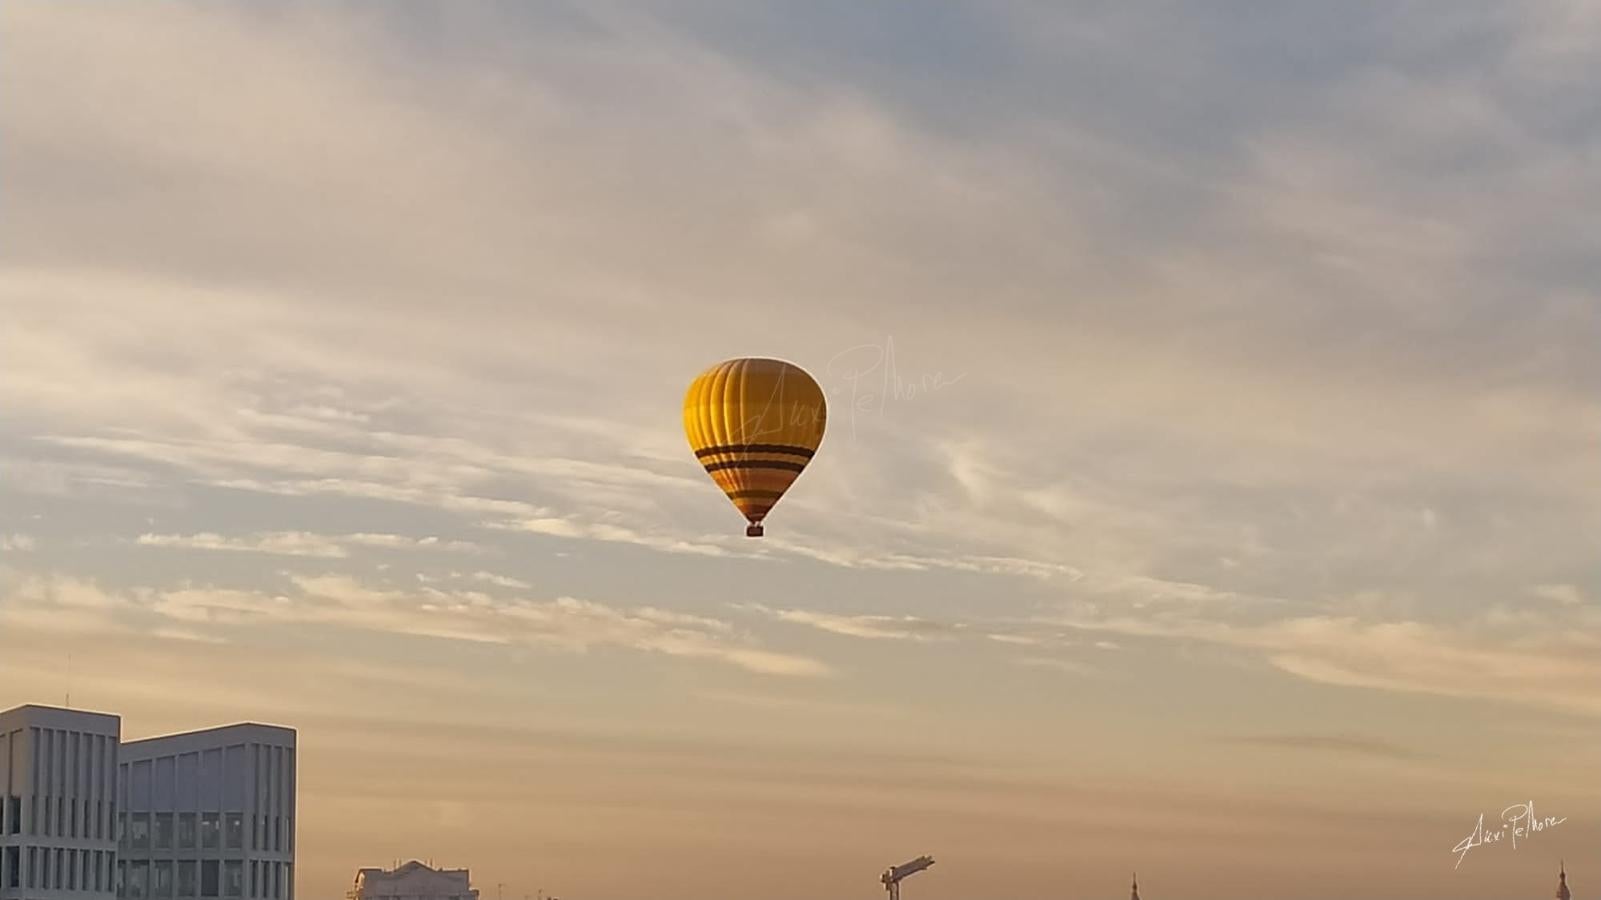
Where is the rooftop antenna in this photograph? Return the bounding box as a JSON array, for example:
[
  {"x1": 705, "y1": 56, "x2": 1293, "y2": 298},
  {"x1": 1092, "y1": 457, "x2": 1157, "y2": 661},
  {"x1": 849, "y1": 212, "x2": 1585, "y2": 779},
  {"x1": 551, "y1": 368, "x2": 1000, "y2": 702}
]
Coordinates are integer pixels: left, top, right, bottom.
[{"x1": 65, "y1": 653, "x2": 72, "y2": 708}]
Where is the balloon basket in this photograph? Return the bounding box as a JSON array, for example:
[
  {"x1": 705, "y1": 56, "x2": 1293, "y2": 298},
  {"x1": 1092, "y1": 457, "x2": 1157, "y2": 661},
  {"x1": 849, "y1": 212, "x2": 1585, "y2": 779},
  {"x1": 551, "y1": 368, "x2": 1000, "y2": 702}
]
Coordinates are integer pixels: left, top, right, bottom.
[{"x1": 746, "y1": 523, "x2": 764, "y2": 538}]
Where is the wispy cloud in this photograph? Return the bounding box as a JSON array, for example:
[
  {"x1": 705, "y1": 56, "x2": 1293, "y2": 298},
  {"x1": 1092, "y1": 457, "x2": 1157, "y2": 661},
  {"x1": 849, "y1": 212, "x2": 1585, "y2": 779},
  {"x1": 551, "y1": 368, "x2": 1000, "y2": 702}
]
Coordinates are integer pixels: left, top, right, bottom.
[
  {"x1": 1045, "y1": 608, "x2": 1601, "y2": 716},
  {"x1": 1015, "y1": 656, "x2": 1098, "y2": 677},
  {"x1": 134, "y1": 531, "x2": 486, "y2": 558},
  {"x1": 1221, "y1": 733, "x2": 1425, "y2": 761},
  {"x1": 2, "y1": 568, "x2": 830, "y2": 678},
  {"x1": 744, "y1": 604, "x2": 965, "y2": 642},
  {"x1": 0, "y1": 534, "x2": 36, "y2": 552},
  {"x1": 465, "y1": 571, "x2": 532, "y2": 590},
  {"x1": 136, "y1": 531, "x2": 348, "y2": 558}
]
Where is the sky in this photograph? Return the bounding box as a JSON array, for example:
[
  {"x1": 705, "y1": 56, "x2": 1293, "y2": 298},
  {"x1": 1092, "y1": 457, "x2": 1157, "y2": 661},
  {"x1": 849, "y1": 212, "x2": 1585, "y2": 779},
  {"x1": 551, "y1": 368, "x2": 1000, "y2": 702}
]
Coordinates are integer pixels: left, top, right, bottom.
[{"x1": 1, "y1": 2, "x2": 1597, "y2": 898}]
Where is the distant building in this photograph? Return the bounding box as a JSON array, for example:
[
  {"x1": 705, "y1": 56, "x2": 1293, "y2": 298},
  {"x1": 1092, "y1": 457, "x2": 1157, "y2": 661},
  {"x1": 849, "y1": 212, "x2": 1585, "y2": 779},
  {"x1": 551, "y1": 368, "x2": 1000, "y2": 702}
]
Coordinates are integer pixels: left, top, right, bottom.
[
  {"x1": 346, "y1": 862, "x2": 479, "y2": 900},
  {"x1": 1555, "y1": 862, "x2": 1570, "y2": 900},
  {"x1": 116, "y1": 724, "x2": 296, "y2": 900},
  {"x1": 1130, "y1": 873, "x2": 1141, "y2": 900},
  {"x1": 0, "y1": 704, "x2": 122, "y2": 900}
]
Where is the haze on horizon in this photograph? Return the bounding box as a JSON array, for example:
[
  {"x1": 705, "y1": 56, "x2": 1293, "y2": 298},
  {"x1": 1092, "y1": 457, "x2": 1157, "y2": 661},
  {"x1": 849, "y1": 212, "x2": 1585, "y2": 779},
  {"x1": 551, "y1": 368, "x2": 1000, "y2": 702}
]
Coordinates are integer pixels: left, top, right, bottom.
[{"x1": 0, "y1": 3, "x2": 1596, "y2": 899}]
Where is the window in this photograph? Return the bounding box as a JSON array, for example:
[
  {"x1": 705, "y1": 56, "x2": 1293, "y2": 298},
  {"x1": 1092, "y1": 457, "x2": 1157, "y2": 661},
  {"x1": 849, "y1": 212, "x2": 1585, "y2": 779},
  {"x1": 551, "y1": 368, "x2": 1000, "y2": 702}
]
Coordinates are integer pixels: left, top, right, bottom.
[
  {"x1": 225, "y1": 813, "x2": 243, "y2": 850},
  {"x1": 156, "y1": 812, "x2": 175, "y2": 849},
  {"x1": 178, "y1": 813, "x2": 197, "y2": 849},
  {"x1": 249, "y1": 861, "x2": 257, "y2": 898},
  {"x1": 5, "y1": 846, "x2": 17, "y2": 888},
  {"x1": 178, "y1": 861, "x2": 198, "y2": 898},
  {"x1": 129, "y1": 861, "x2": 150, "y2": 900},
  {"x1": 224, "y1": 861, "x2": 244, "y2": 898},
  {"x1": 131, "y1": 813, "x2": 152, "y2": 850},
  {"x1": 201, "y1": 813, "x2": 221, "y2": 850},
  {"x1": 119, "y1": 811, "x2": 130, "y2": 849},
  {"x1": 67, "y1": 848, "x2": 77, "y2": 890},
  {"x1": 7, "y1": 795, "x2": 17, "y2": 833},
  {"x1": 155, "y1": 861, "x2": 175, "y2": 899},
  {"x1": 202, "y1": 861, "x2": 220, "y2": 898}
]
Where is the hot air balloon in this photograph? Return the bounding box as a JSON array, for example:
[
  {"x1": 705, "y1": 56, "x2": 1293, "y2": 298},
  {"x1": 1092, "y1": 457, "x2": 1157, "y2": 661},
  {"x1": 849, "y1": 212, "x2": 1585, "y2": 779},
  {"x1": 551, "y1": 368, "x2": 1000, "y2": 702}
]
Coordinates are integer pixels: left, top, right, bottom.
[{"x1": 683, "y1": 357, "x2": 826, "y2": 537}]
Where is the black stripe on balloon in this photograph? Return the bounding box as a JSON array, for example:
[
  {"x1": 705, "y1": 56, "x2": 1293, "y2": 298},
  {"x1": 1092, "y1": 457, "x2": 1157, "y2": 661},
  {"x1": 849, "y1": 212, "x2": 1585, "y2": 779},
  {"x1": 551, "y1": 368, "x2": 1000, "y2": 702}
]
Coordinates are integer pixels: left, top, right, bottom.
[
  {"x1": 694, "y1": 443, "x2": 815, "y2": 460},
  {"x1": 728, "y1": 489, "x2": 785, "y2": 499},
  {"x1": 702, "y1": 459, "x2": 808, "y2": 474}
]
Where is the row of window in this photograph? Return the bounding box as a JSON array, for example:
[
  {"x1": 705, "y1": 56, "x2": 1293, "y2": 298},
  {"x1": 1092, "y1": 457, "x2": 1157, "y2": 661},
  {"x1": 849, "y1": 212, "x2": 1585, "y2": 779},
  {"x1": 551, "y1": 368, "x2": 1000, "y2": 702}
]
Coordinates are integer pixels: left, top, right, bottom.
[
  {"x1": 0, "y1": 794, "x2": 114, "y2": 841},
  {"x1": 120, "y1": 858, "x2": 293, "y2": 900},
  {"x1": 0, "y1": 848, "x2": 293, "y2": 900},
  {"x1": 117, "y1": 813, "x2": 290, "y2": 854},
  {"x1": 0, "y1": 845, "x2": 112, "y2": 893}
]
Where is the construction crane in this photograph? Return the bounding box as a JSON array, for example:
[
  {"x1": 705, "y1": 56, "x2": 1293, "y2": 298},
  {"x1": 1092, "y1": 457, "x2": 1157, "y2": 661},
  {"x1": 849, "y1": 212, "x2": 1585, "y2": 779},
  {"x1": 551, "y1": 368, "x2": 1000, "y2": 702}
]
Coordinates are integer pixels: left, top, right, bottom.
[{"x1": 880, "y1": 856, "x2": 935, "y2": 900}]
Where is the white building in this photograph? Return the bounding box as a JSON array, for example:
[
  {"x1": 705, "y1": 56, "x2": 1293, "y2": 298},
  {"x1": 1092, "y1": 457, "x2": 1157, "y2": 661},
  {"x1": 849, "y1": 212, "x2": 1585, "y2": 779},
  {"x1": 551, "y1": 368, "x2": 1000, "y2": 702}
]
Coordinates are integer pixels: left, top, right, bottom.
[
  {"x1": 346, "y1": 862, "x2": 478, "y2": 900},
  {"x1": 116, "y1": 724, "x2": 296, "y2": 900},
  {"x1": 0, "y1": 704, "x2": 122, "y2": 900}
]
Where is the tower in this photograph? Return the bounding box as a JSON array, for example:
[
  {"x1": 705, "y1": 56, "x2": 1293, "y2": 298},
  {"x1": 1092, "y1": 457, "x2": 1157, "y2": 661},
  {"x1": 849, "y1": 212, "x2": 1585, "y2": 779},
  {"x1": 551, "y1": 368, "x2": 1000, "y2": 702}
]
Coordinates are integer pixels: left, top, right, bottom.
[
  {"x1": 1131, "y1": 872, "x2": 1141, "y2": 900},
  {"x1": 1555, "y1": 861, "x2": 1570, "y2": 900}
]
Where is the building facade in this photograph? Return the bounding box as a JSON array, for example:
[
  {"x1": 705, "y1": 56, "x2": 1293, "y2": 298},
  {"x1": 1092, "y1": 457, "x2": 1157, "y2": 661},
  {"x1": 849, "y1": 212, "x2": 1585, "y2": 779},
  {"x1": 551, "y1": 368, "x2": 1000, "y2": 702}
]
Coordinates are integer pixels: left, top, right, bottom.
[
  {"x1": 346, "y1": 862, "x2": 478, "y2": 900},
  {"x1": 115, "y1": 725, "x2": 296, "y2": 900},
  {"x1": 0, "y1": 705, "x2": 122, "y2": 900}
]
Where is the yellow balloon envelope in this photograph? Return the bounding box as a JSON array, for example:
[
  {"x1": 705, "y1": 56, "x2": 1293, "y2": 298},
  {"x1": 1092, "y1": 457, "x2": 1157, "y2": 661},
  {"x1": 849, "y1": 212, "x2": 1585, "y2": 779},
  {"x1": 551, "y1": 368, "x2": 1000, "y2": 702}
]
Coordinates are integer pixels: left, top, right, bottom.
[{"x1": 683, "y1": 357, "x2": 826, "y2": 537}]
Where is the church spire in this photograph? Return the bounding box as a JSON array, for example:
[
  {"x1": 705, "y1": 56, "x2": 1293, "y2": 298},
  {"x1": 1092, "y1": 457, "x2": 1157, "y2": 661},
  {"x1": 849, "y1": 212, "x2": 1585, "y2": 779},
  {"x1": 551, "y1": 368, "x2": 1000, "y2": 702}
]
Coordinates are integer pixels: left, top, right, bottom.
[
  {"x1": 1131, "y1": 872, "x2": 1140, "y2": 900},
  {"x1": 1555, "y1": 861, "x2": 1570, "y2": 900}
]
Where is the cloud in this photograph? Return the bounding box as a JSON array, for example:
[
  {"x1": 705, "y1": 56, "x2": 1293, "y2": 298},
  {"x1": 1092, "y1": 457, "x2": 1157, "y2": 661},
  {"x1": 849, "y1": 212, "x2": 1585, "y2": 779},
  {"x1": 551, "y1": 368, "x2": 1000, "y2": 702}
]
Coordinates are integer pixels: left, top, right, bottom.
[
  {"x1": 2, "y1": 567, "x2": 830, "y2": 679},
  {"x1": 986, "y1": 633, "x2": 1044, "y2": 647},
  {"x1": 1015, "y1": 657, "x2": 1098, "y2": 677},
  {"x1": 747, "y1": 605, "x2": 965, "y2": 642},
  {"x1": 149, "y1": 627, "x2": 229, "y2": 645},
  {"x1": 0, "y1": 534, "x2": 36, "y2": 552},
  {"x1": 0, "y1": 0, "x2": 1596, "y2": 760},
  {"x1": 1529, "y1": 583, "x2": 1585, "y2": 607},
  {"x1": 465, "y1": 571, "x2": 532, "y2": 590},
  {"x1": 134, "y1": 531, "x2": 487, "y2": 559},
  {"x1": 495, "y1": 516, "x2": 736, "y2": 558},
  {"x1": 137, "y1": 531, "x2": 348, "y2": 558},
  {"x1": 1221, "y1": 733, "x2": 1424, "y2": 761},
  {"x1": 1045, "y1": 608, "x2": 1601, "y2": 716},
  {"x1": 342, "y1": 533, "x2": 486, "y2": 555}
]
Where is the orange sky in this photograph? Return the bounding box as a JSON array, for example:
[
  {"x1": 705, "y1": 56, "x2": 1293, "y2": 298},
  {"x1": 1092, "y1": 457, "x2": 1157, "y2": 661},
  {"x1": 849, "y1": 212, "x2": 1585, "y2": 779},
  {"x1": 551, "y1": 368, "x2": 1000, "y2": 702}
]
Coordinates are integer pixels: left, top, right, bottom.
[{"x1": 1, "y1": 3, "x2": 1598, "y2": 898}]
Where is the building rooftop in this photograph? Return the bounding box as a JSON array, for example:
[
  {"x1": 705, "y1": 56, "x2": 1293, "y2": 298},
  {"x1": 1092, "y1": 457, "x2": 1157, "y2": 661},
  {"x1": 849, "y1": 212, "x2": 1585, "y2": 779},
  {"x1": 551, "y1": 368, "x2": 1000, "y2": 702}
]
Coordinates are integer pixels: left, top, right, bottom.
[
  {"x1": 121, "y1": 720, "x2": 297, "y2": 746},
  {"x1": 1, "y1": 702, "x2": 121, "y2": 721}
]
